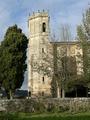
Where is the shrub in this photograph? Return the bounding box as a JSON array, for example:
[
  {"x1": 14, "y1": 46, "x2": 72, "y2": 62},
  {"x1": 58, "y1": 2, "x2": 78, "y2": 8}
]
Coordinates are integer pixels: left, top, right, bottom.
[{"x1": 58, "y1": 105, "x2": 69, "y2": 112}]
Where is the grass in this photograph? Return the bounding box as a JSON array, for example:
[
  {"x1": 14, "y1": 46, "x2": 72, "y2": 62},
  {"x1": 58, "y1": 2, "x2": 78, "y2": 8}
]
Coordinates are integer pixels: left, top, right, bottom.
[{"x1": 0, "y1": 112, "x2": 90, "y2": 120}]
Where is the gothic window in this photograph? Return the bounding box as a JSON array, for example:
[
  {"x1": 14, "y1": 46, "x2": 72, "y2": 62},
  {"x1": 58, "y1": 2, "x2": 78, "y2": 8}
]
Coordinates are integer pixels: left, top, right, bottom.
[{"x1": 42, "y1": 22, "x2": 46, "y2": 32}]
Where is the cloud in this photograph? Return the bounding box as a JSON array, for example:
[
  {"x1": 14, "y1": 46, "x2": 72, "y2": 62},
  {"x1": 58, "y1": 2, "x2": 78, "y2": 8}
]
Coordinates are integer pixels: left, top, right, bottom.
[
  {"x1": 0, "y1": 0, "x2": 89, "y2": 40},
  {"x1": 50, "y1": 0, "x2": 89, "y2": 39},
  {"x1": 0, "y1": 4, "x2": 10, "y2": 40}
]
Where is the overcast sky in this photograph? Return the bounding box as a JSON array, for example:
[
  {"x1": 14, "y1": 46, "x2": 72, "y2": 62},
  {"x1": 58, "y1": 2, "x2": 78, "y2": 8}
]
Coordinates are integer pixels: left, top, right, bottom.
[{"x1": 0, "y1": 0, "x2": 89, "y2": 90}]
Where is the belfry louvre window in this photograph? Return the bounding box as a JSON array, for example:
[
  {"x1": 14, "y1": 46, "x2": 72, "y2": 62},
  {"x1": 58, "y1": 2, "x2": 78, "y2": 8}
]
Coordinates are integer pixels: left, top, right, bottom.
[{"x1": 42, "y1": 23, "x2": 46, "y2": 32}]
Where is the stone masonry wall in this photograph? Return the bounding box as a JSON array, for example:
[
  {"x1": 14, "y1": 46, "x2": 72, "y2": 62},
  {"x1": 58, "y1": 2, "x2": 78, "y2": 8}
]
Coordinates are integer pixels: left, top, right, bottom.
[{"x1": 0, "y1": 98, "x2": 90, "y2": 113}]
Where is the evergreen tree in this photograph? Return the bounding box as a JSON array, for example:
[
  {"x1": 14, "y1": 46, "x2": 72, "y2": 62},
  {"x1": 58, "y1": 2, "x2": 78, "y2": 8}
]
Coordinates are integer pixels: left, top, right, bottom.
[{"x1": 0, "y1": 25, "x2": 28, "y2": 99}]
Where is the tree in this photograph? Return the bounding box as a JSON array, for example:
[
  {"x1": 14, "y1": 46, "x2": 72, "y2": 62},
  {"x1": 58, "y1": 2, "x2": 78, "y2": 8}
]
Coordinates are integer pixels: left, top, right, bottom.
[
  {"x1": 0, "y1": 25, "x2": 28, "y2": 99},
  {"x1": 59, "y1": 24, "x2": 72, "y2": 41},
  {"x1": 53, "y1": 24, "x2": 76, "y2": 98},
  {"x1": 32, "y1": 24, "x2": 75, "y2": 98},
  {"x1": 77, "y1": 8, "x2": 90, "y2": 89}
]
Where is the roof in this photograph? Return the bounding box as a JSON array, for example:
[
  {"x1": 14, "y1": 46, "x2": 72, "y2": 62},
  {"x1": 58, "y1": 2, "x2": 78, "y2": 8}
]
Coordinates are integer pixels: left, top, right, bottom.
[{"x1": 50, "y1": 40, "x2": 79, "y2": 45}]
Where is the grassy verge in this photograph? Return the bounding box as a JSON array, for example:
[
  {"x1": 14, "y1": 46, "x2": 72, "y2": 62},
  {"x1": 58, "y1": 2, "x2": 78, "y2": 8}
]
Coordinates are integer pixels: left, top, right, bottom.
[{"x1": 0, "y1": 112, "x2": 90, "y2": 120}]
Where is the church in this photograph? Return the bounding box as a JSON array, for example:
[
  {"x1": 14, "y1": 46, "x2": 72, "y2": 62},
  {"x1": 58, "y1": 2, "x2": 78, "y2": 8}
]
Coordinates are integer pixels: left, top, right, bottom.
[{"x1": 27, "y1": 10, "x2": 83, "y2": 97}]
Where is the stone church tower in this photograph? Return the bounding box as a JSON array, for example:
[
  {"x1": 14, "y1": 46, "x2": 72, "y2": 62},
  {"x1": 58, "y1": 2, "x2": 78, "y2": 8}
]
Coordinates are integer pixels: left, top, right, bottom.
[
  {"x1": 28, "y1": 11, "x2": 83, "y2": 98},
  {"x1": 28, "y1": 11, "x2": 52, "y2": 97}
]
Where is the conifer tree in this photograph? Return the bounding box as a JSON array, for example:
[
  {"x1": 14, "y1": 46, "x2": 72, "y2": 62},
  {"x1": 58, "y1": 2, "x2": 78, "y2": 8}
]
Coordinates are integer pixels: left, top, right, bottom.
[{"x1": 0, "y1": 25, "x2": 28, "y2": 99}]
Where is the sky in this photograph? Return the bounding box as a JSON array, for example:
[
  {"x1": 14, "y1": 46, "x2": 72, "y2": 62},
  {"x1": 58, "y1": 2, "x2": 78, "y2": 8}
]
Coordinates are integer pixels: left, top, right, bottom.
[{"x1": 0, "y1": 0, "x2": 89, "y2": 90}]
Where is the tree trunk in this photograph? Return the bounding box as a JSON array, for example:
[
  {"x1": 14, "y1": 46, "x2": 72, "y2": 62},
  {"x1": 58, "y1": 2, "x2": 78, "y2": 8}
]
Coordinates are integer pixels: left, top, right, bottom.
[
  {"x1": 57, "y1": 81, "x2": 62, "y2": 98},
  {"x1": 6, "y1": 90, "x2": 13, "y2": 99},
  {"x1": 57, "y1": 87, "x2": 60, "y2": 98},
  {"x1": 9, "y1": 90, "x2": 13, "y2": 100},
  {"x1": 86, "y1": 87, "x2": 88, "y2": 97},
  {"x1": 76, "y1": 88, "x2": 77, "y2": 97},
  {"x1": 62, "y1": 88, "x2": 65, "y2": 98}
]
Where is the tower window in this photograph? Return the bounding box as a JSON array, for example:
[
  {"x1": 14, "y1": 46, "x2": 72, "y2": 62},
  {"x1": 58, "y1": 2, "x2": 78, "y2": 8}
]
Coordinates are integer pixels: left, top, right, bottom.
[
  {"x1": 42, "y1": 48, "x2": 44, "y2": 53},
  {"x1": 42, "y1": 92, "x2": 44, "y2": 96},
  {"x1": 42, "y1": 77, "x2": 45, "y2": 83},
  {"x1": 42, "y1": 23, "x2": 46, "y2": 32}
]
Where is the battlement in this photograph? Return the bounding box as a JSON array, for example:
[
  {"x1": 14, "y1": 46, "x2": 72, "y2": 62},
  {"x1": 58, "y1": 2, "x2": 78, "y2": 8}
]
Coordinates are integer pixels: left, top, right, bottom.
[{"x1": 28, "y1": 10, "x2": 49, "y2": 20}]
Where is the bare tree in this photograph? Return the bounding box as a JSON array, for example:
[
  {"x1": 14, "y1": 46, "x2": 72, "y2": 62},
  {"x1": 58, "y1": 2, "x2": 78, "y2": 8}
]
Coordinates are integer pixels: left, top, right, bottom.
[{"x1": 32, "y1": 24, "x2": 76, "y2": 98}]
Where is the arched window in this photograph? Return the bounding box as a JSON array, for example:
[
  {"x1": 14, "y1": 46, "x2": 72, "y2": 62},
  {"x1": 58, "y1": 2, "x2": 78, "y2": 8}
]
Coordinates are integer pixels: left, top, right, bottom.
[{"x1": 42, "y1": 22, "x2": 46, "y2": 32}]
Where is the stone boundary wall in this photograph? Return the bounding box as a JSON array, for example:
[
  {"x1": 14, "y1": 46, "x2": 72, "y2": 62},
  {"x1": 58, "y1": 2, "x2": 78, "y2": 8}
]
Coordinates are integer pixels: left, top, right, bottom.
[{"x1": 0, "y1": 98, "x2": 90, "y2": 113}]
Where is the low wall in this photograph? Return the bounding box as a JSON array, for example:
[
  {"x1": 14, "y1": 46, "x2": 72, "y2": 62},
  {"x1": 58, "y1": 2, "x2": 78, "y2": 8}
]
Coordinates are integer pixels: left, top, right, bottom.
[{"x1": 0, "y1": 98, "x2": 90, "y2": 113}]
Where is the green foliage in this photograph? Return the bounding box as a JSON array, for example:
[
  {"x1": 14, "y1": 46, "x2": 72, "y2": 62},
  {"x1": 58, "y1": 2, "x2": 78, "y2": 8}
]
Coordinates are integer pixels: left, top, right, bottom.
[
  {"x1": 0, "y1": 25, "x2": 28, "y2": 99},
  {"x1": 0, "y1": 112, "x2": 19, "y2": 120},
  {"x1": 77, "y1": 8, "x2": 90, "y2": 87},
  {"x1": 65, "y1": 75, "x2": 86, "y2": 91},
  {"x1": 58, "y1": 105, "x2": 69, "y2": 112}
]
